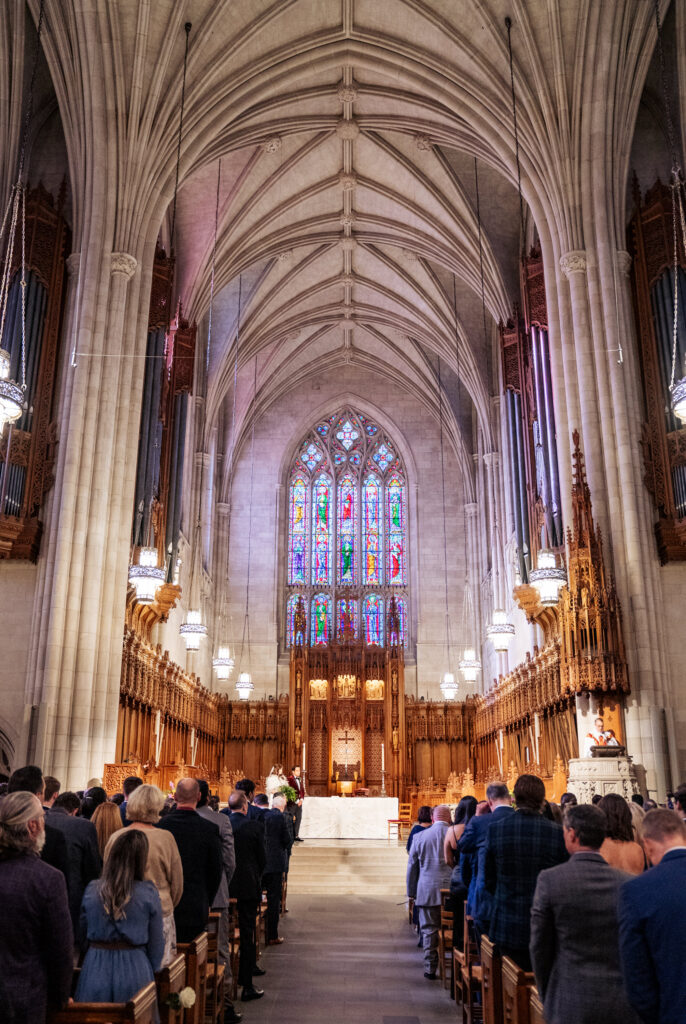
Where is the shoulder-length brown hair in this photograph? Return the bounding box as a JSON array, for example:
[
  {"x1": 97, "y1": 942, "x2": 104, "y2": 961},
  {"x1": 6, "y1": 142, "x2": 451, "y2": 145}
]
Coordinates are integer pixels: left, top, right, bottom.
[
  {"x1": 91, "y1": 801, "x2": 123, "y2": 858},
  {"x1": 99, "y1": 828, "x2": 148, "y2": 920}
]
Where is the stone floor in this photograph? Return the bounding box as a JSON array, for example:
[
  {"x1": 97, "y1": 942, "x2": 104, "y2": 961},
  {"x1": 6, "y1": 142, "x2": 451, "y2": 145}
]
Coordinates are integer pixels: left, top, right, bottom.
[{"x1": 242, "y1": 893, "x2": 456, "y2": 1024}]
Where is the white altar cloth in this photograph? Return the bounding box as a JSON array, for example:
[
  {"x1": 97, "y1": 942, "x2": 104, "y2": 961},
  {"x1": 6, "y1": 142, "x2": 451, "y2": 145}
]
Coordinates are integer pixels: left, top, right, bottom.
[{"x1": 299, "y1": 796, "x2": 399, "y2": 839}]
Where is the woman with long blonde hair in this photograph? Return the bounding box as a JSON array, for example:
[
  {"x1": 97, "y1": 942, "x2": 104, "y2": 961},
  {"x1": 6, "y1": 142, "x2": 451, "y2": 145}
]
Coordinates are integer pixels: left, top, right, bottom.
[
  {"x1": 91, "y1": 800, "x2": 123, "y2": 858},
  {"x1": 75, "y1": 829, "x2": 164, "y2": 1012}
]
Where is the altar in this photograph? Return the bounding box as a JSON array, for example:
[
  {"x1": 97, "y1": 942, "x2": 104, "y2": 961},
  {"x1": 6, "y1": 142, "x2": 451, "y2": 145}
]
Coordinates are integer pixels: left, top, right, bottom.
[{"x1": 299, "y1": 796, "x2": 399, "y2": 839}]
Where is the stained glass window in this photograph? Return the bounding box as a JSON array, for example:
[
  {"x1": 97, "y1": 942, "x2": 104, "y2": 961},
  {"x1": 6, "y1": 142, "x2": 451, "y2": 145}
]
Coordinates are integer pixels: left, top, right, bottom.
[
  {"x1": 311, "y1": 473, "x2": 332, "y2": 586},
  {"x1": 387, "y1": 597, "x2": 407, "y2": 647},
  {"x1": 286, "y1": 410, "x2": 409, "y2": 650},
  {"x1": 311, "y1": 593, "x2": 331, "y2": 646},
  {"x1": 386, "y1": 473, "x2": 406, "y2": 585},
  {"x1": 286, "y1": 594, "x2": 306, "y2": 647},
  {"x1": 362, "y1": 474, "x2": 382, "y2": 585},
  {"x1": 337, "y1": 598, "x2": 359, "y2": 639},
  {"x1": 337, "y1": 473, "x2": 357, "y2": 585},
  {"x1": 288, "y1": 475, "x2": 308, "y2": 585},
  {"x1": 363, "y1": 594, "x2": 384, "y2": 646}
]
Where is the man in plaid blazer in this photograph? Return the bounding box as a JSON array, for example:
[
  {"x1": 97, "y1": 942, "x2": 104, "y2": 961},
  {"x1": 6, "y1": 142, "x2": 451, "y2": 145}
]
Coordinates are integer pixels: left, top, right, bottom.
[{"x1": 484, "y1": 774, "x2": 567, "y2": 970}]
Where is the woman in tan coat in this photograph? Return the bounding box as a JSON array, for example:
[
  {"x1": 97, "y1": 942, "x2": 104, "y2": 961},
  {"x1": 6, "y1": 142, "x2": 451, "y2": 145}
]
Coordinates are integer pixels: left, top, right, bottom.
[{"x1": 104, "y1": 783, "x2": 183, "y2": 966}]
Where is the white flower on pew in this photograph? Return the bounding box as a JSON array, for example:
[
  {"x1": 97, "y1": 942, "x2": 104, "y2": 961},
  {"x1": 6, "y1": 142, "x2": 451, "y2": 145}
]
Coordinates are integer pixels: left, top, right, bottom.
[{"x1": 165, "y1": 986, "x2": 196, "y2": 1010}]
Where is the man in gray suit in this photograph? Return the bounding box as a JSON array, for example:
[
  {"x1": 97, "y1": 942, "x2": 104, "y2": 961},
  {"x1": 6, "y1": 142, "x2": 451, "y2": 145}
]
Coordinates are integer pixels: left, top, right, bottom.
[
  {"x1": 530, "y1": 803, "x2": 640, "y2": 1024},
  {"x1": 406, "y1": 804, "x2": 453, "y2": 979},
  {"x1": 197, "y1": 780, "x2": 241, "y2": 1024}
]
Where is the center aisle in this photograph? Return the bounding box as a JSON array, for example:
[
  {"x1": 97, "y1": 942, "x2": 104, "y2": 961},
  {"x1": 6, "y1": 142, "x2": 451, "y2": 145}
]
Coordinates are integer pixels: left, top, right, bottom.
[{"x1": 248, "y1": 891, "x2": 456, "y2": 1024}]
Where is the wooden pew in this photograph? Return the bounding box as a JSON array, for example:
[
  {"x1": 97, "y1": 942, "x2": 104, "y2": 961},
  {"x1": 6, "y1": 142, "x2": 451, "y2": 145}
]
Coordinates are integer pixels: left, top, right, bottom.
[
  {"x1": 501, "y1": 957, "x2": 535, "y2": 1024},
  {"x1": 529, "y1": 986, "x2": 546, "y2": 1024},
  {"x1": 155, "y1": 952, "x2": 186, "y2": 1024},
  {"x1": 480, "y1": 936, "x2": 503, "y2": 1024},
  {"x1": 205, "y1": 911, "x2": 226, "y2": 1024},
  {"x1": 228, "y1": 899, "x2": 240, "y2": 1002},
  {"x1": 176, "y1": 933, "x2": 208, "y2": 1024},
  {"x1": 48, "y1": 981, "x2": 158, "y2": 1024},
  {"x1": 437, "y1": 889, "x2": 453, "y2": 990}
]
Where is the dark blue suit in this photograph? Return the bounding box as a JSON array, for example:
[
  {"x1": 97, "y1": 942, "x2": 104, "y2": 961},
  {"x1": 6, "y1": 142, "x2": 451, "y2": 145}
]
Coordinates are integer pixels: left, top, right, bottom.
[
  {"x1": 618, "y1": 848, "x2": 686, "y2": 1024},
  {"x1": 458, "y1": 804, "x2": 513, "y2": 932},
  {"x1": 484, "y1": 808, "x2": 567, "y2": 968}
]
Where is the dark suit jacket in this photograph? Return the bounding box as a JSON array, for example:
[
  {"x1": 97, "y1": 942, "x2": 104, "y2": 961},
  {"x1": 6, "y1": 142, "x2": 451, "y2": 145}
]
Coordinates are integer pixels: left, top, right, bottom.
[
  {"x1": 484, "y1": 808, "x2": 567, "y2": 950},
  {"x1": 531, "y1": 852, "x2": 640, "y2": 1024},
  {"x1": 42, "y1": 822, "x2": 69, "y2": 880},
  {"x1": 263, "y1": 808, "x2": 292, "y2": 874},
  {"x1": 157, "y1": 808, "x2": 223, "y2": 942},
  {"x1": 458, "y1": 805, "x2": 513, "y2": 929},
  {"x1": 618, "y1": 848, "x2": 686, "y2": 1024},
  {"x1": 221, "y1": 801, "x2": 264, "y2": 824},
  {"x1": 228, "y1": 812, "x2": 266, "y2": 901},
  {"x1": 0, "y1": 853, "x2": 73, "y2": 1023},
  {"x1": 46, "y1": 807, "x2": 102, "y2": 933}
]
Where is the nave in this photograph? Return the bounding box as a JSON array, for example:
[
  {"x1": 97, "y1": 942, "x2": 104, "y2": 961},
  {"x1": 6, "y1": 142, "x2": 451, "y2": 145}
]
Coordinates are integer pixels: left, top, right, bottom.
[{"x1": 255, "y1": 888, "x2": 454, "y2": 1024}]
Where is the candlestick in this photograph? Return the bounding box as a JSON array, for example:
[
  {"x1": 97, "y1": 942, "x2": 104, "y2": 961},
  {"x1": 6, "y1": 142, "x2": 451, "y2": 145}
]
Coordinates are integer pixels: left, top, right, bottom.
[
  {"x1": 381, "y1": 741, "x2": 385, "y2": 772},
  {"x1": 302, "y1": 742, "x2": 306, "y2": 772}
]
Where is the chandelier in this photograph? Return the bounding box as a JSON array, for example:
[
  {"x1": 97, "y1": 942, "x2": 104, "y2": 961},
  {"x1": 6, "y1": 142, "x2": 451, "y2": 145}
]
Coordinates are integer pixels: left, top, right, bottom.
[
  {"x1": 128, "y1": 546, "x2": 165, "y2": 604},
  {"x1": 459, "y1": 648, "x2": 481, "y2": 683},
  {"x1": 439, "y1": 671, "x2": 459, "y2": 701},
  {"x1": 213, "y1": 645, "x2": 235, "y2": 681},
  {"x1": 530, "y1": 548, "x2": 567, "y2": 606},
  {"x1": 236, "y1": 671, "x2": 254, "y2": 701},
  {"x1": 486, "y1": 608, "x2": 516, "y2": 653},
  {"x1": 180, "y1": 609, "x2": 207, "y2": 651}
]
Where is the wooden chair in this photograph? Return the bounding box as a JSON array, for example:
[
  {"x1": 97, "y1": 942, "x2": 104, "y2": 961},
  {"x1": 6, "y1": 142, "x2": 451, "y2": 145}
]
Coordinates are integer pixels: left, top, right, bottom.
[
  {"x1": 387, "y1": 802, "x2": 412, "y2": 841},
  {"x1": 176, "y1": 932, "x2": 208, "y2": 1024},
  {"x1": 529, "y1": 986, "x2": 545, "y2": 1024},
  {"x1": 155, "y1": 952, "x2": 186, "y2": 1024},
  {"x1": 437, "y1": 889, "x2": 453, "y2": 990},
  {"x1": 460, "y1": 915, "x2": 483, "y2": 1024},
  {"x1": 501, "y1": 957, "x2": 535, "y2": 1024},
  {"x1": 205, "y1": 912, "x2": 226, "y2": 1024},
  {"x1": 452, "y1": 902, "x2": 468, "y2": 1004},
  {"x1": 480, "y1": 936, "x2": 502, "y2": 1024},
  {"x1": 49, "y1": 981, "x2": 157, "y2": 1024}
]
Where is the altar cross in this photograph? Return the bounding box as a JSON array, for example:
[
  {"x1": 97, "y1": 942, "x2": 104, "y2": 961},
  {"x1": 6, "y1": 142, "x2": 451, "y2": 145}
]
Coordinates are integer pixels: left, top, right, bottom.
[{"x1": 338, "y1": 729, "x2": 354, "y2": 771}]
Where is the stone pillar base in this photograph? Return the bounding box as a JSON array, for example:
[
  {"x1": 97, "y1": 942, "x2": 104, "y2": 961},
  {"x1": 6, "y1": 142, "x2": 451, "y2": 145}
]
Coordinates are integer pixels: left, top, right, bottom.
[{"x1": 567, "y1": 756, "x2": 641, "y2": 802}]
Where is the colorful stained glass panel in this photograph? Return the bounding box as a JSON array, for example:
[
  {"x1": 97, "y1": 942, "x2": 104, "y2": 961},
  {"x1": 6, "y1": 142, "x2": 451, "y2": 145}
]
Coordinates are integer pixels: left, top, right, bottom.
[
  {"x1": 363, "y1": 594, "x2": 384, "y2": 646},
  {"x1": 311, "y1": 593, "x2": 331, "y2": 646},
  {"x1": 311, "y1": 474, "x2": 332, "y2": 585},
  {"x1": 373, "y1": 442, "x2": 394, "y2": 473},
  {"x1": 386, "y1": 474, "x2": 406, "y2": 585},
  {"x1": 387, "y1": 597, "x2": 407, "y2": 647},
  {"x1": 336, "y1": 419, "x2": 360, "y2": 451},
  {"x1": 337, "y1": 474, "x2": 357, "y2": 584},
  {"x1": 286, "y1": 594, "x2": 306, "y2": 647},
  {"x1": 302, "y1": 442, "x2": 323, "y2": 471},
  {"x1": 362, "y1": 475, "x2": 382, "y2": 585},
  {"x1": 337, "y1": 599, "x2": 359, "y2": 639},
  {"x1": 288, "y1": 475, "x2": 308, "y2": 585}
]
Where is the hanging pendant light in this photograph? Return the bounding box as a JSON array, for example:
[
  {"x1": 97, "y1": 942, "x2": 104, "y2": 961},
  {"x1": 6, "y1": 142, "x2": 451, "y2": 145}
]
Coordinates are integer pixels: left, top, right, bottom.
[
  {"x1": 439, "y1": 672, "x2": 459, "y2": 701},
  {"x1": 213, "y1": 645, "x2": 235, "y2": 681},
  {"x1": 0, "y1": 348, "x2": 23, "y2": 434},
  {"x1": 128, "y1": 546, "x2": 165, "y2": 604},
  {"x1": 180, "y1": 609, "x2": 207, "y2": 650},
  {"x1": 459, "y1": 648, "x2": 481, "y2": 683},
  {"x1": 486, "y1": 608, "x2": 516, "y2": 652},
  {"x1": 236, "y1": 671, "x2": 254, "y2": 701},
  {"x1": 529, "y1": 548, "x2": 567, "y2": 606}
]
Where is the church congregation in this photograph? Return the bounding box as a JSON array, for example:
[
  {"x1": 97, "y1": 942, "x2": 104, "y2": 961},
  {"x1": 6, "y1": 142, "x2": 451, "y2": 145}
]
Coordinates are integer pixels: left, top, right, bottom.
[{"x1": 4, "y1": 0, "x2": 686, "y2": 1022}]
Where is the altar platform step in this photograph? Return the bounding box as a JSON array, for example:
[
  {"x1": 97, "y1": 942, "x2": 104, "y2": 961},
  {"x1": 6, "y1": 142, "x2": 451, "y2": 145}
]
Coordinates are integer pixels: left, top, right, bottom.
[{"x1": 287, "y1": 839, "x2": 408, "y2": 895}]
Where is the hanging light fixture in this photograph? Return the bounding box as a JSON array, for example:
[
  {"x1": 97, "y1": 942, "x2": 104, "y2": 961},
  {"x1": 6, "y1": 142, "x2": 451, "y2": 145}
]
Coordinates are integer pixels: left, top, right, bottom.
[
  {"x1": 180, "y1": 608, "x2": 208, "y2": 651},
  {"x1": 128, "y1": 546, "x2": 165, "y2": 604},
  {"x1": 530, "y1": 548, "x2": 567, "y2": 606},
  {"x1": 459, "y1": 648, "x2": 481, "y2": 683},
  {"x1": 236, "y1": 671, "x2": 254, "y2": 701},
  {"x1": 439, "y1": 672, "x2": 459, "y2": 701},
  {"x1": 486, "y1": 608, "x2": 515, "y2": 653},
  {"x1": 213, "y1": 645, "x2": 235, "y2": 681},
  {"x1": 652, "y1": 0, "x2": 686, "y2": 422},
  {"x1": 0, "y1": 348, "x2": 23, "y2": 434}
]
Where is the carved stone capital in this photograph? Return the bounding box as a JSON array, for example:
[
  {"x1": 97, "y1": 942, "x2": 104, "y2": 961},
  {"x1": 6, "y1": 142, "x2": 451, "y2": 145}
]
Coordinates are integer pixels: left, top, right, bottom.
[
  {"x1": 66, "y1": 252, "x2": 81, "y2": 277},
  {"x1": 614, "y1": 249, "x2": 632, "y2": 277},
  {"x1": 559, "y1": 250, "x2": 587, "y2": 277},
  {"x1": 336, "y1": 119, "x2": 359, "y2": 140},
  {"x1": 111, "y1": 251, "x2": 138, "y2": 279},
  {"x1": 483, "y1": 451, "x2": 500, "y2": 468}
]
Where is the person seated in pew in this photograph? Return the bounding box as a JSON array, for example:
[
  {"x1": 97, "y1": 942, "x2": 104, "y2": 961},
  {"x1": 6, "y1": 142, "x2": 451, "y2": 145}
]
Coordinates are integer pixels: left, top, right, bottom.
[
  {"x1": 76, "y1": 829, "x2": 164, "y2": 1017},
  {"x1": 0, "y1": 791, "x2": 73, "y2": 1024},
  {"x1": 530, "y1": 803, "x2": 640, "y2": 1024}
]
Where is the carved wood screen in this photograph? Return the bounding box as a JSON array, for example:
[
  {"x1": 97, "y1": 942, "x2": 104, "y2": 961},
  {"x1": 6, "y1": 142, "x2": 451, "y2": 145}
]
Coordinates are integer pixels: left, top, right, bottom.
[
  {"x1": 629, "y1": 179, "x2": 686, "y2": 562},
  {"x1": 0, "y1": 185, "x2": 69, "y2": 559}
]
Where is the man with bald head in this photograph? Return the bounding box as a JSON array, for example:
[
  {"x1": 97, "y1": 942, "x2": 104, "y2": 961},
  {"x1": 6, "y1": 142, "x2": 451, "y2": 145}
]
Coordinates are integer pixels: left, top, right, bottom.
[
  {"x1": 407, "y1": 804, "x2": 453, "y2": 978},
  {"x1": 157, "y1": 777, "x2": 223, "y2": 942}
]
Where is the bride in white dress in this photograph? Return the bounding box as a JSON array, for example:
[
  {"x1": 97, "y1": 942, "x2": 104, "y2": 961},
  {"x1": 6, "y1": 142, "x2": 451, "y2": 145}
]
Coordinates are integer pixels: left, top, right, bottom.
[{"x1": 265, "y1": 764, "x2": 288, "y2": 806}]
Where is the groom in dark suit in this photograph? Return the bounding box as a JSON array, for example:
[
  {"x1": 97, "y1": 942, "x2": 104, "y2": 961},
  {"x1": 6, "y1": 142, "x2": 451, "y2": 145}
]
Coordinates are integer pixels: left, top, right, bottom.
[
  {"x1": 286, "y1": 765, "x2": 306, "y2": 841},
  {"x1": 619, "y1": 809, "x2": 686, "y2": 1024},
  {"x1": 530, "y1": 803, "x2": 640, "y2": 1024}
]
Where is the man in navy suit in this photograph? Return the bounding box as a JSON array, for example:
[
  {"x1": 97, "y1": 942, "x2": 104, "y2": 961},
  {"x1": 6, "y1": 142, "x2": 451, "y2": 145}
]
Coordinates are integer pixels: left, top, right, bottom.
[
  {"x1": 619, "y1": 809, "x2": 686, "y2": 1024},
  {"x1": 458, "y1": 781, "x2": 513, "y2": 938},
  {"x1": 484, "y1": 774, "x2": 567, "y2": 970}
]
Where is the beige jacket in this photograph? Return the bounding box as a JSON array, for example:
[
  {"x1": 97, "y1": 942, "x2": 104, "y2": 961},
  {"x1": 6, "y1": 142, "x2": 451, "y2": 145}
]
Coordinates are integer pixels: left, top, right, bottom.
[{"x1": 104, "y1": 822, "x2": 183, "y2": 917}]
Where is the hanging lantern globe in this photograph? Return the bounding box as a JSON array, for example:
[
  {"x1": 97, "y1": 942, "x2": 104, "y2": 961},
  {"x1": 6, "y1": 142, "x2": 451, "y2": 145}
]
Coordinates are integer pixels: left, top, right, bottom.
[
  {"x1": 459, "y1": 648, "x2": 481, "y2": 683},
  {"x1": 179, "y1": 609, "x2": 207, "y2": 651},
  {"x1": 486, "y1": 609, "x2": 516, "y2": 653},
  {"x1": 439, "y1": 672, "x2": 459, "y2": 701},
  {"x1": 236, "y1": 671, "x2": 254, "y2": 701},
  {"x1": 0, "y1": 348, "x2": 23, "y2": 435},
  {"x1": 213, "y1": 646, "x2": 235, "y2": 681},
  {"x1": 128, "y1": 546, "x2": 165, "y2": 605},
  {"x1": 672, "y1": 378, "x2": 686, "y2": 422},
  {"x1": 530, "y1": 548, "x2": 567, "y2": 606}
]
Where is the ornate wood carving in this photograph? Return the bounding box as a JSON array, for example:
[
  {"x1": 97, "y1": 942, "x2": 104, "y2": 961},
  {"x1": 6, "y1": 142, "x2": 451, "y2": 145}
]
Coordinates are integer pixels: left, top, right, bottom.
[
  {"x1": 148, "y1": 244, "x2": 174, "y2": 331},
  {"x1": 0, "y1": 185, "x2": 69, "y2": 560}
]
